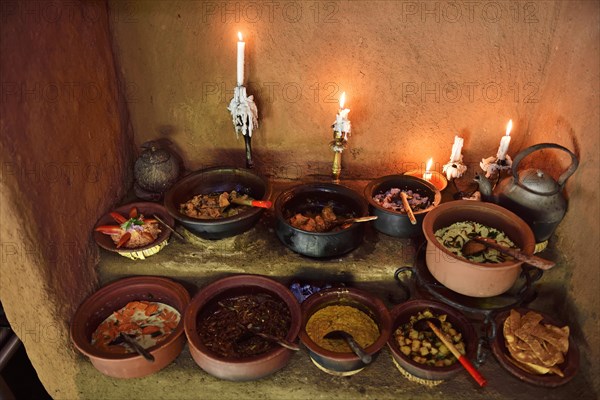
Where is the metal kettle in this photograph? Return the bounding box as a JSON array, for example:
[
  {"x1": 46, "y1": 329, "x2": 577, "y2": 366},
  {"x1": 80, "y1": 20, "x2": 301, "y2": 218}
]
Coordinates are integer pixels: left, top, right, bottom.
[{"x1": 475, "y1": 143, "x2": 578, "y2": 243}]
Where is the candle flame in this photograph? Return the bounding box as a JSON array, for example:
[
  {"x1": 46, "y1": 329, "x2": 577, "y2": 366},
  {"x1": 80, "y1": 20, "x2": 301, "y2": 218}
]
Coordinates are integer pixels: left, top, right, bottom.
[
  {"x1": 238, "y1": 32, "x2": 243, "y2": 41},
  {"x1": 339, "y1": 92, "x2": 346, "y2": 109},
  {"x1": 506, "y1": 119, "x2": 513, "y2": 136},
  {"x1": 425, "y1": 158, "x2": 433, "y2": 172}
]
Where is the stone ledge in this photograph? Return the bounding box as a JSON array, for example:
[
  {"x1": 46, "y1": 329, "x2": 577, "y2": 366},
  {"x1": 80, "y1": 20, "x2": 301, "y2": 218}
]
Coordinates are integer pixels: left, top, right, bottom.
[{"x1": 87, "y1": 181, "x2": 592, "y2": 399}]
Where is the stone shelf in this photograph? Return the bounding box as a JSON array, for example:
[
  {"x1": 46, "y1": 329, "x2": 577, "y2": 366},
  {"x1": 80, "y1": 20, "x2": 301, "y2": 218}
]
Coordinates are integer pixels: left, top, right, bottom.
[{"x1": 86, "y1": 181, "x2": 591, "y2": 400}]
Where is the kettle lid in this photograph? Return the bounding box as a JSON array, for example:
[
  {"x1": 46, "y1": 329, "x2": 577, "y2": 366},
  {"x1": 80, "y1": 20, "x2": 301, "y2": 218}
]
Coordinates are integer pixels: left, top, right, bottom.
[
  {"x1": 140, "y1": 141, "x2": 171, "y2": 164},
  {"x1": 518, "y1": 169, "x2": 559, "y2": 194}
]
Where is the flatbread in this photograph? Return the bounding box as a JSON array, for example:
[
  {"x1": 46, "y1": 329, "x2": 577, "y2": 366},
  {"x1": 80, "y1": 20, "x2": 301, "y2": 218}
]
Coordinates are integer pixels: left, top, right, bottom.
[{"x1": 502, "y1": 309, "x2": 569, "y2": 377}]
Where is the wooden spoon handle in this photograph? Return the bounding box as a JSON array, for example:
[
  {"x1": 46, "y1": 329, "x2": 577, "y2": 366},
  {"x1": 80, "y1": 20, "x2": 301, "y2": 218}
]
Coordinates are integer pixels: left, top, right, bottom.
[
  {"x1": 231, "y1": 198, "x2": 272, "y2": 208},
  {"x1": 427, "y1": 321, "x2": 486, "y2": 387},
  {"x1": 474, "y1": 237, "x2": 555, "y2": 270},
  {"x1": 399, "y1": 192, "x2": 417, "y2": 225}
]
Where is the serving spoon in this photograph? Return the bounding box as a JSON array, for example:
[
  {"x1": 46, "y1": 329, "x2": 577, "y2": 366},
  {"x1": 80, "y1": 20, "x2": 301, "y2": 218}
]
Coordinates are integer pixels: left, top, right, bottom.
[
  {"x1": 413, "y1": 318, "x2": 486, "y2": 387},
  {"x1": 324, "y1": 215, "x2": 378, "y2": 231},
  {"x1": 110, "y1": 333, "x2": 155, "y2": 362},
  {"x1": 235, "y1": 323, "x2": 300, "y2": 351},
  {"x1": 323, "y1": 330, "x2": 372, "y2": 364},
  {"x1": 462, "y1": 236, "x2": 555, "y2": 270}
]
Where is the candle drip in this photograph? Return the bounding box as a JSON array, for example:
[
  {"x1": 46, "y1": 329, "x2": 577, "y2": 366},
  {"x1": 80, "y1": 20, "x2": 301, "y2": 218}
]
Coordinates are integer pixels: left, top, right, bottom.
[
  {"x1": 442, "y1": 159, "x2": 468, "y2": 180},
  {"x1": 228, "y1": 86, "x2": 259, "y2": 168},
  {"x1": 480, "y1": 155, "x2": 512, "y2": 178}
]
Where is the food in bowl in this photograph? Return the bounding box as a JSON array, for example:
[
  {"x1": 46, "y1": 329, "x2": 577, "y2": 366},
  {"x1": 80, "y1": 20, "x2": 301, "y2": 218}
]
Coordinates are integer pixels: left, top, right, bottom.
[
  {"x1": 180, "y1": 190, "x2": 253, "y2": 219},
  {"x1": 305, "y1": 305, "x2": 379, "y2": 352},
  {"x1": 372, "y1": 188, "x2": 431, "y2": 213},
  {"x1": 393, "y1": 309, "x2": 465, "y2": 367},
  {"x1": 503, "y1": 309, "x2": 569, "y2": 377},
  {"x1": 91, "y1": 300, "x2": 180, "y2": 354},
  {"x1": 197, "y1": 293, "x2": 291, "y2": 358},
  {"x1": 288, "y1": 203, "x2": 354, "y2": 233},
  {"x1": 434, "y1": 221, "x2": 517, "y2": 263},
  {"x1": 94, "y1": 207, "x2": 161, "y2": 249}
]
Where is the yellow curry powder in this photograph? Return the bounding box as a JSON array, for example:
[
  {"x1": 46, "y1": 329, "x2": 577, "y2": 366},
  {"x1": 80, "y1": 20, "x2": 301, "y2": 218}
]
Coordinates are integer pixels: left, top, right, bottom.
[{"x1": 306, "y1": 305, "x2": 380, "y2": 353}]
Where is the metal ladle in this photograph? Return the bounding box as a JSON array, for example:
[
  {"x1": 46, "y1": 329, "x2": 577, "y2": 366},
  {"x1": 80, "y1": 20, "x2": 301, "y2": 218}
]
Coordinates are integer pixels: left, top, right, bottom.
[{"x1": 323, "y1": 330, "x2": 372, "y2": 364}]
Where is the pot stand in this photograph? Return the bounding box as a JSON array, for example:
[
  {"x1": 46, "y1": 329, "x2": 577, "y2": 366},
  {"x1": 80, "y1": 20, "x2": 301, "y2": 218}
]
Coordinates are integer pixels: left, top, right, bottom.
[{"x1": 393, "y1": 243, "x2": 543, "y2": 365}]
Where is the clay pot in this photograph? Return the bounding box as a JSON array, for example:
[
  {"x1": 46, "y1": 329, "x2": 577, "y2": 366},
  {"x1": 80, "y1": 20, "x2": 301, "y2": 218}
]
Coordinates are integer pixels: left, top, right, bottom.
[
  {"x1": 274, "y1": 183, "x2": 369, "y2": 258},
  {"x1": 93, "y1": 202, "x2": 174, "y2": 260},
  {"x1": 364, "y1": 175, "x2": 441, "y2": 238},
  {"x1": 164, "y1": 167, "x2": 269, "y2": 240},
  {"x1": 422, "y1": 200, "x2": 536, "y2": 297},
  {"x1": 70, "y1": 276, "x2": 190, "y2": 378},
  {"x1": 387, "y1": 299, "x2": 477, "y2": 381},
  {"x1": 184, "y1": 274, "x2": 302, "y2": 381},
  {"x1": 298, "y1": 287, "x2": 392, "y2": 375}
]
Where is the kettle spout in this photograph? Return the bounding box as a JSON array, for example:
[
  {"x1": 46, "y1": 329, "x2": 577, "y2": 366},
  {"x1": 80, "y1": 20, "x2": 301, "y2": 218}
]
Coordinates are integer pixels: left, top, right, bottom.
[{"x1": 474, "y1": 173, "x2": 494, "y2": 202}]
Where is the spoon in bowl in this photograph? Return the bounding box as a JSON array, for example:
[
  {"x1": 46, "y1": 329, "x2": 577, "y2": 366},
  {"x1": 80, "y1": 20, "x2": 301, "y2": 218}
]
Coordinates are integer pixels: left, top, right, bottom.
[
  {"x1": 235, "y1": 323, "x2": 300, "y2": 351},
  {"x1": 324, "y1": 215, "x2": 378, "y2": 231},
  {"x1": 413, "y1": 318, "x2": 486, "y2": 387},
  {"x1": 323, "y1": 330, "x2": 372, "y2": 364},
  {"x1": 462, "y1": 236, "x2": 555, "y2": 270}
]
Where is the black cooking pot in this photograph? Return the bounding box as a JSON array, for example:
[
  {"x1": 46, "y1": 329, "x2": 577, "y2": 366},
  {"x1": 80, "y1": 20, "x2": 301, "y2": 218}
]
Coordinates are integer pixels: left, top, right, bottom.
[
  {"x1": 275, "y1": 183, "x2": 369, "y2": 258},
  {"x1": 164, "y1": 167, "x2": 269, "y2": 239},
  {"x1": 364, "y1": 175, "x2": 441, "y2": 238}
]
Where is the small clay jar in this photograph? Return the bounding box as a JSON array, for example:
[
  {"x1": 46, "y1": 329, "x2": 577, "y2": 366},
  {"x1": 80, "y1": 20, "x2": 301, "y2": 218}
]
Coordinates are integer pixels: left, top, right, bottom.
[{"x1": 134, "y1": 140, "x2": 181, "y2": 200}]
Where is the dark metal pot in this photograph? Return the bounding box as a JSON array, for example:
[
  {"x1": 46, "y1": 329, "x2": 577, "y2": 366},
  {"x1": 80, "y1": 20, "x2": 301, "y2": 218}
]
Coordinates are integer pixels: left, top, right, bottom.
[
  {"x1": 164, "y1": 167, "x2": 269, "y2": 240},
  {"x1": 274, "y1": 183, "x2": 368, "y2": 258},
  {"x1": 364, "y1": 175, "x2": 441, "y2": 238}
]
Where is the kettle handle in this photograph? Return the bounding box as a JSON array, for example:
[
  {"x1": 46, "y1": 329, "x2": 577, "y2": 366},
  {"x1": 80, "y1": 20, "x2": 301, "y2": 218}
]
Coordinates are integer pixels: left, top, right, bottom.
[{"x1": 512, "y1": 143, "x2": 579, "y2": 194}]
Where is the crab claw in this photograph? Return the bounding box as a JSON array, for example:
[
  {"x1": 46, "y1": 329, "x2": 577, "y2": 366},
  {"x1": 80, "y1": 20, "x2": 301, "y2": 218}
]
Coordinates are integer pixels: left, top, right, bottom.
[
  {"x1": 116, "y1": 232, "x2": 131, "y2": 249},
  {"x1": 110, "y1": 212, "x2": 127, "y2": 224},
  {"x1": 129, "y1": 207, "x2": 138, "y2": 219},
  {"x1": 95, "y1": 225, "x2": 123, "y2": 235}
]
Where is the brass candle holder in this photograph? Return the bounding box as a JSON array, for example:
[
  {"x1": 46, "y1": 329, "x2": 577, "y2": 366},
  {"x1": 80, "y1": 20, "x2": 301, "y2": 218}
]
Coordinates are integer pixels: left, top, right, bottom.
[{"x1": 330, "y1": 130, "x2": 348, "y2": 183}]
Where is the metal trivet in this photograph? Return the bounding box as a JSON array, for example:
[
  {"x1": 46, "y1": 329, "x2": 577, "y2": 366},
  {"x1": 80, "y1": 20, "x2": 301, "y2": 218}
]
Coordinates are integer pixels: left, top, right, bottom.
[{"x1": 394, "y1": 243, "x2": 543, "y2": 364}]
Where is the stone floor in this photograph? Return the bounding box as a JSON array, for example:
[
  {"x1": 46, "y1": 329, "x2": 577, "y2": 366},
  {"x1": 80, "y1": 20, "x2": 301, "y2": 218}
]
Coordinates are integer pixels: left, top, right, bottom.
[{"x1": 77, "y1": 181, "x2": 596, "y2": 400}]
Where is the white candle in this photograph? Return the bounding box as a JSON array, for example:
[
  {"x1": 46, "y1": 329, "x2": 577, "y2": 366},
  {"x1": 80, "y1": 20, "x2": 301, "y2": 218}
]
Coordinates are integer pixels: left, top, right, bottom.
[
  {"x1": 450, "y1": 136, "x2": 464, "y2": 163},
  {"x1": 237, "y1": 32, "x2": 245, "y2": 86},
  {"x1": 496, "y1": 119, "x2": 512, "y2": 160},
  {"x1": 333, "y1": 92, "x2": 351, "y2": 136},
  {"x1": 423, "y1": 158, "x2": 433, "y2": 181}
]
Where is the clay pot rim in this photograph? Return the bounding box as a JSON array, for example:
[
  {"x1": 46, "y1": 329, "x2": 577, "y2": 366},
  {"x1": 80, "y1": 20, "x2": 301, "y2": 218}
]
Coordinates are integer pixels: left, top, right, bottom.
[
  {"x1": 70, "y1": 276, "x2": 190, "y2": 361},
  {"x1": 184, "y1": 274, "x2": 302, "y2": 364},
  {"x1": 422, "y1": 200, "x2": 536, "y2": 270},
  {"x1": 298, "y1": 287, "x2": 392, "y2": 361},
  {"x1": 274, "y1": 183, "x2": 369, "y2": 236},
  {"x1": 164, "y1": 167, "x2": 271, "y2": 226},
  {"x1": 93, "y1": 202, "x2": 174, "y2": 253},
  {"x1": 364, "y1": 174, "x2": 442, "y2": 216},
  {"x1": 387, "y1": 299, "x2": 477, "y2": 376}
]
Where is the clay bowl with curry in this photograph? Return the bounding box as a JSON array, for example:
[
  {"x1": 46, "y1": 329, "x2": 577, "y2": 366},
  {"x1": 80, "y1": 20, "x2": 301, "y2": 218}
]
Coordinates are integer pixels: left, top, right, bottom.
[{"x1": 299, "y1": 287, "x2": 392, "y2": 375}]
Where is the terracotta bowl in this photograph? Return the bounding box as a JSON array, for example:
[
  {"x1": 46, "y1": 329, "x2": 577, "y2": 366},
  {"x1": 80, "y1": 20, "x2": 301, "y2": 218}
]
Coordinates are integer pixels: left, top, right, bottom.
[
  {"x1": 70, "y1": 276, "x2": 190, "y2": 378},
  {"x1": 275, "y1": 183, "x2": 369, "y2": 258},
  {"x1": 184, "y1": 274, "x2": 302, "y2": 381},
  {"x1": 490, "y1": 308, "x2": 579, "y2": 387},
  {"x1": 422, "y1": 200, "x2": 536, "y2": 298},
  {"x1": 93, "y1": 202, "x2": 174, "y2": 260},
  {"x1": 164, "y1": 167, "x2": 269, "y2": 240},
  {"x1": 387, "y1": 299, "x2": 477, "y2": 381},
  {"x1": 364, "y1": 175, "x2": 441, "y2": 238},
  {"x1": 298, "y1": 287, "x2": 392, "y2": 375}
]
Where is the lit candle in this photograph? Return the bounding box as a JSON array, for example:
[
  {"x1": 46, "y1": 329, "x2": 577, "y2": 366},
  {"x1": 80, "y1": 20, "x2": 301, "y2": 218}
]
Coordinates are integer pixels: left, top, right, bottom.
[
  {"x1": 496, "y1": 119, "x2": 512, "y2": 160},
  {"x1": 423, "y1": 158, "x2": 433, "y2": 181},
  {"x1": 450, "y1": 136, "x2": 464, "y2": 163},
  {"x1": 237, "y1": 32, "x2": 245, "y2": 86},
  {"x1": 333, "y1": 92, "x2": 351, "y2": 138}
]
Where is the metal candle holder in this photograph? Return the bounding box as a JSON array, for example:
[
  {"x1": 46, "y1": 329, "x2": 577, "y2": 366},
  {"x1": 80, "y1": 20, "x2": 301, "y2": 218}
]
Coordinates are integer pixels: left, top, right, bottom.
[{"x1": 330, "y1": 130, "x2": 348, "y2": 183}]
